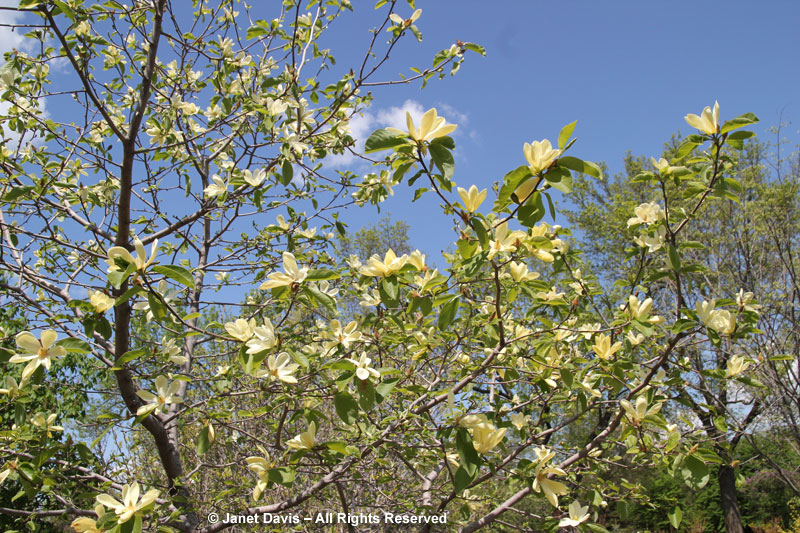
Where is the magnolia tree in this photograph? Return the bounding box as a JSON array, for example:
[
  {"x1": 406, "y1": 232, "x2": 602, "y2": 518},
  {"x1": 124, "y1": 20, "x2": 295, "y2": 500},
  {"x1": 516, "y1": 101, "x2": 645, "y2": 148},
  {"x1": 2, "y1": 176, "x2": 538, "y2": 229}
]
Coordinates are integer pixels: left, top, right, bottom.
[{"x1": 0, "y1": 0, "x2": 764, "y2": 531}]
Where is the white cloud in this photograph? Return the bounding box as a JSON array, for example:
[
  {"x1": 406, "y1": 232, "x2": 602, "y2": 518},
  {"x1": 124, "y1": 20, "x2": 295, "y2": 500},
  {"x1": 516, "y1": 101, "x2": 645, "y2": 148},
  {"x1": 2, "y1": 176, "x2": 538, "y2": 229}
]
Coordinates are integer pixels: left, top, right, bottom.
[
  {"x1": 0, "y1": 3, "x2": 45, "y2": 150},
  {"x1": 375, "y1": 99, "x2": 425, "y2": 131},
  {"x1": 0, "y1": 2, "x2": 34, "y2": 56}
]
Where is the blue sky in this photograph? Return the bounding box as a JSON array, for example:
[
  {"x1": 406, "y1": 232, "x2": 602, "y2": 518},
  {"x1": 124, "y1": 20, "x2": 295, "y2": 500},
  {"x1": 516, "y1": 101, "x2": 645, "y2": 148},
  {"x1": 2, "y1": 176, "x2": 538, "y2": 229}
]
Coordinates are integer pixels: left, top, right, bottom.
[{"x1": 331, "y1": 0, "x2": 800, "y2": 261}]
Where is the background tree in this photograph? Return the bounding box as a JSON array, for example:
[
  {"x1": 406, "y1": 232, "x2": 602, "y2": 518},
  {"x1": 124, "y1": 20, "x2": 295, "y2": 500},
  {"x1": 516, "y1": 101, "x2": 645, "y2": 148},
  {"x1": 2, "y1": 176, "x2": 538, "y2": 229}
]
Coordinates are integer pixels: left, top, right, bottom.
[{"x1": 564, "y1": 132, "x2": 800, "y2": 532}]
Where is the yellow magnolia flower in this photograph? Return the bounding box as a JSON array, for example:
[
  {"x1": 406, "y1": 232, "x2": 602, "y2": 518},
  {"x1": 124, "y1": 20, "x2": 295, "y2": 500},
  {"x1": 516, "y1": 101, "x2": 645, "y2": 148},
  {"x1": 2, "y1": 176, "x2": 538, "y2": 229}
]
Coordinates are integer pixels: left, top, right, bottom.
[
  {"x1": 96, "y1": 482, "x2": 160, "y2": 524},
  {"x1": 30, "y1": 412, "x2": 64, "y2": 437},
  {"x1": 487, "y1": 222, "x2": 521, "y2": 260},
  {"x1": 620, "y1": 396, "x2": 662, "y2": 425},
  {"x1": 651, "y1": 157, "x2": 679, "y2": 175},
  {"x1": 523, "y1": 139, "x2": 560, "y2": 175},
  {"x1": 242, "y1": 168, "x2": 266, "y2": 187},
  {"x1": 708, "y1": 309, "x2": 736, "y2": 335},
  {"x1": 627, "y1": 202, "x2": 665, "y2": 227},
  {"x1": 259, "y1": 252, "x2": 309, "y2": 289},
  {"x1": 472, "y1": 424, "x2": 506, "y2": 454},
  {"x1": 106, "y1": 238, "x2": 158, "y2": 273},
  {"x1": 736, "y1": 289, "x2": 760, "y2": 311},
  {"x1": 0, "y1": 460, "x2": 18, "y2": 485},
  {"x1": 287, "y1": 421, "x2": 316, "y2": 450},
  {"x1": 634, "y1": 225, "x2": 667, "y2": 252},
  {"x1": 402, "y1": 108, "x2": 457, "y2": 143},
  {"x1": 346, "y1": 353, "x2": 381, "y2": 381},
  {"x1": 531, "y1": 447, "x2": 568, "y2": 507},
  {"x1": 9, "y1": 330, "x2": 67, "y2": 381},
  {"x1": 245, "y1": 319, "x2": 277, "y2": 354},
  {"x1": 626, "y1": 331, "x2": 645, "y2": 345},
  {"x1": 136, "y1": 375, "x2": 183, "y2": 416},
  {"x1": 685, "y1": 100, "x2": 720, "y2": 135},
  {"x1": 318, "y1": 319, "x2": 363, "y2": 353},
  {"x1": 559, "y1": 500, "x2": 590, "y2": 528},
  {"x1": 457, "y1": 413, "x2": 491, "y2": 429},
  {"x1": 71, "y1": 517, "x2": 102, "y2": 533},
  {"x1": 695, "y1": 299, "x2": 716, "y2": 323},
  {"x1": 580, "y1": 376, "x2": 602, "y2": 398},
  {"x1": 408, "y1": 249, "x2": 427, "y2": 270},
  {"x1": 256, "y1": 352, "x2": 299, "y2": 384},
  {"x1": 592, "y1": 333, "x2": 622, "y2": 360},
  {"x1": 203, "y1": 174, "x2": 229, "y2": 197},
  {"x1": 224, "y1": 318, "x2": 256, "y2": 342},
  {"x1": 389, "y1": 8, "x2": 421, "y2": 28},
  {"x1": 536, "y1": 286, "x2": 565, "y2": 302},
  {"x1": 510, "y1": 412, "x2": 530, "y2": 430},
  {"x1": 457, "y1": 185, "x2": 487, "y2": 213},
  {"x1": 628, "y1": 295, "x2": 663, "y2": 324},
  {"x1": 0, "y1": 376, "x2": 23, "y2": 397},
  {"x1": 726, "y1": 355, "x2": 750, "y2": 378},
  {"x1": 508, "y1": 261, "x2": 539, "y2": 282},
  {"x1": 359, "y1": 249, "x2": 408, "y2": 277},
  {"x1": 89, "y1": 290, "x2": 115, "y2": 313},
  {"x1": 73, "y1": 20, "x2": 91, "y2": 37},
  {"x1": 246, "y1": 455, "x2": 274, "y2": 500}
]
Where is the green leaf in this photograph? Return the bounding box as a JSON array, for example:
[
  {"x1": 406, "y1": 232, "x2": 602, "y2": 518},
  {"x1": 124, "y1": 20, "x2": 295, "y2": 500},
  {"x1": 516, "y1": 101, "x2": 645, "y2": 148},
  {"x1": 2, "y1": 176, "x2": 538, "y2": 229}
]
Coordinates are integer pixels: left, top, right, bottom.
[
  {"x1": 114, "y1": 286, "x2": 142, "y2": 306},
  {"x1": 470, "y1": 218, "x2": 489, "y2": 249},
  {"x1": 543, "y1": 167, "x2": 572, "y2": 194},
  {"x1": 114, "y1": 348, "x2": 148, "y2": 368},
  {"x1": 152, "y1": 265, "x2": 195, "y2": 289},
  {"x1": 557, "y1": 155, "x2": 602, "y2": 179},
  {"x1": 454, "y1": 465, "x2": 476, "y2": 494},
  {"x1": 675, "y1": 138, "x2": 701, "y2": 160},
  {"x1": 147, "y1": 292, "x2": 167, "y2": 322},
  {"x1": 267, "y1": 467, "x2": 296, "y2": 487},
  {"x1": 53, "y1": 0, "x2": 76, "y2": 21},
  {"x1": 376, "y1": 377, "x2": 399, "y2": 402},
  {"x1": 108, "y1": 263, "x2": 137, "y2": 290},
  {"x1": 280, "y1": 159, "x2": 294, "y2": 186},
  {"x1": 364, "y1": 128, "x2": 409, "y2": 153},
  {"x1": 358, "y1": 380, "x2": 376, "y2": 410},
  {"x1": 463, "y1": 42, "x2": 486, "y2": 56},
  {"x1": 334, "y1": 392, "x2": 358, "y2": 425},
  {"x1": 197, "y1": 425, "x2": 212, "y2": 455},
  {"x1": 305, "y1": 269, "x2": 340, "y2": 281},
  {"x1": 494, "y1": 165, "x2": 533, "y2": 212},
  {"x1": 57, "y1": 338, "x2": 91, "y2": 354},
  {"x1": 455, "y1": 428, "x2": 481, "y2": 476},
  {"x1": 2, "y1": 186, "x2": 33, "y2": 203},
  {"x1": 429, "y1": 141, "x2": 455, "y2": 181},
  {"x1": 438, "y1": 296, "x2": 459, "y2": 331},
  {"x1": 379, "y1": 276, "x2": 399, "y2": 306},
  {"x1": 720, "y1": 112, "x2": 759, "y2": 134},
  {"x1": 668, "y1": 507, "x2": 683, "y2": 529},
  {"x1": 681, "y1": 454, "x2": 710, "y2": 489},
  {"x1": 303, "y1": 286, "x2": 336, "y2": 314},
  {"x1": 518, "y1": 193, "x2": 546, "y2": 227},
  {"x1": 616, "y1": 500, "x2": 634, "y2": 520},
  {"x1": 667, "y1": 244, "x2": 681, "y2": 271},
  {"x1": 558, "y1": 120, "x2": 577, "y2": 149},
  {"x1": 665, "y1": 431, "x2": 680, "y2": 452}
]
